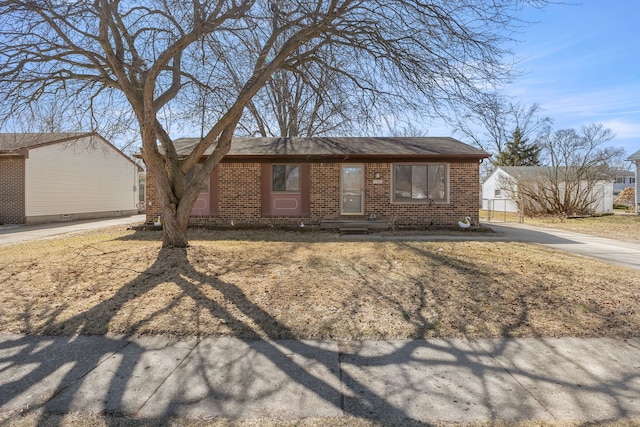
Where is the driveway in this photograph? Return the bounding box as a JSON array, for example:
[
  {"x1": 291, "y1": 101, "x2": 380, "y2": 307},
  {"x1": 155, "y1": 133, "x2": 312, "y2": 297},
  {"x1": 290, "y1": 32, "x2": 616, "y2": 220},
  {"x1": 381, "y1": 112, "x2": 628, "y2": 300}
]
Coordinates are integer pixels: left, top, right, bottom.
[
  {"x1": 481, "y1": 221, "x2": 640, "y2": 271},
  {"x1": 0, "y1": 214, "x2": 146, "y2": 246},
  {"x1": 342, "y1": 220, "x2": 640, "y2": 271}
]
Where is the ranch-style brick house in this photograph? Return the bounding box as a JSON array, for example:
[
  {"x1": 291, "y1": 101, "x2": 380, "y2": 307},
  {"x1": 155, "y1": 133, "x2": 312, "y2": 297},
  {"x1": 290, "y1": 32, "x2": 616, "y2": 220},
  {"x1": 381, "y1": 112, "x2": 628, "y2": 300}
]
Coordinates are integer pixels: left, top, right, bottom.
[
  {"x1": 143, "y1": 137, "x2": 490, "y2": 229},
  {"x1": 0, "y1": 132, "x2": 142, "y2": 225}
]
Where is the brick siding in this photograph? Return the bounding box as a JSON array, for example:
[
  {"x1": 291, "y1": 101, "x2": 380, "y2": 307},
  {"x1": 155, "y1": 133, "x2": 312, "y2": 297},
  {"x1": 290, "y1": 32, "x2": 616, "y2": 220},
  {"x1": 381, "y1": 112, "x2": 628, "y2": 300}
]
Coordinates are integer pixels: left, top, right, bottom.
[
  {"x1": 0, "y1": 157, "x2": 25, "y2": 224},
  {"x1": 146, "y1": 160, "x2": 481, "y2": 227}
]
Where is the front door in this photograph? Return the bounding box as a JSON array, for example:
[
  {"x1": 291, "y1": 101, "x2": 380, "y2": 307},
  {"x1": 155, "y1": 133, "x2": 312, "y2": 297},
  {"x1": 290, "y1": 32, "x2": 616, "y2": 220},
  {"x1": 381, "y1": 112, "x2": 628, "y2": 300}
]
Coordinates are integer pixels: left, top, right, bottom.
[{"x1": 341, "y1": 164, "x2": 364, "y2": 215}]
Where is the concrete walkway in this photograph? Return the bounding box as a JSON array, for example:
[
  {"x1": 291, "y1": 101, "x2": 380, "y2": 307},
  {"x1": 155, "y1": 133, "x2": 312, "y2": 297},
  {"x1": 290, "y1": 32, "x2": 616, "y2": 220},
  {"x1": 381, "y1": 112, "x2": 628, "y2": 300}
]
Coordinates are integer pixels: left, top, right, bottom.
[
  {"x1": 1, "y1": 334, "x2": 639, "y2": 424},
  {"x1": 3, "y1": 214, "x2": 639, "y2": 270},
  {"x1": 0, "y1": 214, "x2": 146, "y2": 246}
]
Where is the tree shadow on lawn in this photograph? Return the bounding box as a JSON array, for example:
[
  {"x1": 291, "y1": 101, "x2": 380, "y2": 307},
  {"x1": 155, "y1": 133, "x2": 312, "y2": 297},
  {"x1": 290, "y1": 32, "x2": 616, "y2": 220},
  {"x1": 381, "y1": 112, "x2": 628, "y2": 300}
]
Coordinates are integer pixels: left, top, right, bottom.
[{"x1": 1, "y1": 244, "x2": 638, "y2": 425}]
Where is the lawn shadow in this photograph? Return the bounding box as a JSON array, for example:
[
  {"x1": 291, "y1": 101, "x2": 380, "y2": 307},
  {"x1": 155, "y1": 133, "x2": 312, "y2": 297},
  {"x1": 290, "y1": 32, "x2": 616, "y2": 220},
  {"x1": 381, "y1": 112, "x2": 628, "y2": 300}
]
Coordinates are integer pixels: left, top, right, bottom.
[{"x1": 1, "y1": 245, "x2": 638, "y2": 424}]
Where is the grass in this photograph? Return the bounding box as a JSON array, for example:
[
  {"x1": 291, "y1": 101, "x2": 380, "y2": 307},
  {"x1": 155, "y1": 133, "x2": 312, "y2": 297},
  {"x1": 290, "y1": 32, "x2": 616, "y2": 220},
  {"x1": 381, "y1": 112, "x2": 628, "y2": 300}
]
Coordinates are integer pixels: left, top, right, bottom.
[
  {"x1": 480, "y1": 210, "x2": 640, "y2": 243},
  {"x1": 1, "y1": 226, "x2": 639, "y2": 340}
]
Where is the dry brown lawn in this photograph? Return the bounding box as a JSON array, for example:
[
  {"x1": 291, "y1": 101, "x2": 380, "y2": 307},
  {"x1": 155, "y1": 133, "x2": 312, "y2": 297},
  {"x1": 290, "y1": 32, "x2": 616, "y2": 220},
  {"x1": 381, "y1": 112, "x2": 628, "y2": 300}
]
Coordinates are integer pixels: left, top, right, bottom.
[{"x1": 1, "y1": 225, "x2": 639, "y2": 340}]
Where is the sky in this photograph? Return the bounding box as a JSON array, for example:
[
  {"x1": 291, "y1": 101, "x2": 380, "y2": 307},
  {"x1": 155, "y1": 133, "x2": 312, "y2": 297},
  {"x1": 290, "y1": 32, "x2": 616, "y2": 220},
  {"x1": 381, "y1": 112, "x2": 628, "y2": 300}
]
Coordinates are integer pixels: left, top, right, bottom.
[{"x1": 501, "y1": 0, "x2": 640, "y2": 157}]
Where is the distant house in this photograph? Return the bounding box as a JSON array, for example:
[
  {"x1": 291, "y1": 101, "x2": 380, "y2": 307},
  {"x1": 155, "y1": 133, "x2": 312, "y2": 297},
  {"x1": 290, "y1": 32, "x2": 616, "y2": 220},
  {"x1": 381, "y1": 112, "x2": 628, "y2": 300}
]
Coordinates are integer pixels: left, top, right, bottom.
[
  {"x1": 0, "y1": 132, "x2": 142, "y2": 225},
  {"x1": 627, "y1": 149, "x2": 640, "y2": 211},
  {"x1": 611, "y1": 169, "x2": 636, "y2": 195},
  {"x1": 142, "y1": 137, "x2": 490, "y2": 229},
  {"x1": 481, "y1": 167, "x2": 521, "y2": 213},
  {"x1": 482, "y1": 166, "x2": 613, "y2": 215}
]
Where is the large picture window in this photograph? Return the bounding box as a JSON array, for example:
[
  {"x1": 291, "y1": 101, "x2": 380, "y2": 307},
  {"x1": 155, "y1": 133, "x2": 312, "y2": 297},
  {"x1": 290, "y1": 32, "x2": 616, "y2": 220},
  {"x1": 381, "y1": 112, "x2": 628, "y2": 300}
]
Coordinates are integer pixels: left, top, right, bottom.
[
  {"x1": 272, "y1": 165, "x2": 300, "y2": 192},
  {"x1": 393, "y1": 164, "x2": 448, "y2": 203}
]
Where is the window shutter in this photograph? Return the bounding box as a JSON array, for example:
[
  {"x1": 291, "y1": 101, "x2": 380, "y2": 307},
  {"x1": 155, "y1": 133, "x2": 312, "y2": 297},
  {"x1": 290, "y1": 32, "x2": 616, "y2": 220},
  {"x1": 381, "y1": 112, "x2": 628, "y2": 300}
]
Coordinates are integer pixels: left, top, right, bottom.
[
  {"x1": 210, "y1": 167, "x2": 219, "y2": 216},
  {"x1": 261, "y1": 163, "x2": 271, "y2": 216},
  {"x1": 300, "y1": 163, "x2": 310, "y2": 216}
]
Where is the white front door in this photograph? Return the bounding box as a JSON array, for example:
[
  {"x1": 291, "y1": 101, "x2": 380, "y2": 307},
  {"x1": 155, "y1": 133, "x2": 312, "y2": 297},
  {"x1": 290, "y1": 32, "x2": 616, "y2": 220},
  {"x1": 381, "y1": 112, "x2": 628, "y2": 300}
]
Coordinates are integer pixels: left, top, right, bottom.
[{"x1": 341, "y1": 164, "x2": 364, "y2": 215}]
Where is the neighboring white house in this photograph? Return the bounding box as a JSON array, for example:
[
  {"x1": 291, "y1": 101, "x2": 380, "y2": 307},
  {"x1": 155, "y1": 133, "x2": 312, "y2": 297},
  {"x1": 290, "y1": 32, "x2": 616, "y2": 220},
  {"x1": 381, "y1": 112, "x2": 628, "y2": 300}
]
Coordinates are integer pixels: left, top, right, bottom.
[
  {"x1": 481, "y1": 167, "x2": 520, "y2": 213},
  {"x1": 611, "y1": 169, "x2": 636, "y2": 195},
  {"x1": 0, "y1": 132, "x2": 142, "y2": 225},
  {"x1": 627, "y1": 149, "x2": 640, "y2": 212},
  {"x1": 481, "y1": 166, "x2": 613, "y2": 215}
]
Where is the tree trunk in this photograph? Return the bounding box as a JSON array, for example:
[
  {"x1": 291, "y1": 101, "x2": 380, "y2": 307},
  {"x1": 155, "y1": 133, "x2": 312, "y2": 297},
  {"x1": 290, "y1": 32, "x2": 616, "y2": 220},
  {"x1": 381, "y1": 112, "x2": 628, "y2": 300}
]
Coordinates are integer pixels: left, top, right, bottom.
[{"x1": 161, "y1": 207, "x2": 190, "y2": 248}]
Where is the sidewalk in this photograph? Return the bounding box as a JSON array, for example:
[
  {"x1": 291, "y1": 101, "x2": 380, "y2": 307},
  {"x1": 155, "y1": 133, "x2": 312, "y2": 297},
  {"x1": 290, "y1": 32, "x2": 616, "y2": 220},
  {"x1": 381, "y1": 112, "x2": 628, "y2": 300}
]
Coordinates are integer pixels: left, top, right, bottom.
[{"x1": 1, "y1": 334, "x2": 639, "y2": 424}]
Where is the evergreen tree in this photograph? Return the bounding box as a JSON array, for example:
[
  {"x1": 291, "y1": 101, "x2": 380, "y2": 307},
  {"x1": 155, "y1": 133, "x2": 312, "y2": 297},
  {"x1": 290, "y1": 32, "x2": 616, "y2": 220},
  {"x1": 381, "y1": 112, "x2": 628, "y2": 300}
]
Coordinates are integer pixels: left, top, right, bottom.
[{"x1": 494, "y1": 127, "x2": 541, "y2": 166}]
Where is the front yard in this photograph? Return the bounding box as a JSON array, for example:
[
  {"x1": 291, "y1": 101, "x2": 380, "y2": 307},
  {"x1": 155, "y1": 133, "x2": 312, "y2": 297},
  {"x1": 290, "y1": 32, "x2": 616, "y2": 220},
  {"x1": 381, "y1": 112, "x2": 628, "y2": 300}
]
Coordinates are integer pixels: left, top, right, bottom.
[{"x1": 1, "y1": 226, "x2": 639, "y2": 340}]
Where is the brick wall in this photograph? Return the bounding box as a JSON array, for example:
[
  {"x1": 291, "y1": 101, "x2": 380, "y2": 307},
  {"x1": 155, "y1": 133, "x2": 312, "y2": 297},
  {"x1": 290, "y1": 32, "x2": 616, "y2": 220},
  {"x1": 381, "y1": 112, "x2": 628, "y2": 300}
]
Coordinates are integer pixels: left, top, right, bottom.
[
  {"x1": 0, "y1": 157, "x2": 25, "y2": 224},
  {"x1": 146, "y1": 160, "x2": 481, "y2": 227}
]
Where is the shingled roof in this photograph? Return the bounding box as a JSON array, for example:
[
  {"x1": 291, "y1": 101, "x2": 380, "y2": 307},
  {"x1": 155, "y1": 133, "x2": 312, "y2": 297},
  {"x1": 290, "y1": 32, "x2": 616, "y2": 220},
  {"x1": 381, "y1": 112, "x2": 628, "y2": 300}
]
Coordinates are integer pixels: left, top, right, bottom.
[
  {"x1": 0, "y1": 132, "x2": 91, "y2": 152},
  {"x1": 0, "y1": 132, "x2": 141, "y2": 169},
  {"x1": 627, "y1": 149, "x2": 640, "y2": 161},
  {"x1": 170, "y1": 136, "x2": 490, "y2": 160}
]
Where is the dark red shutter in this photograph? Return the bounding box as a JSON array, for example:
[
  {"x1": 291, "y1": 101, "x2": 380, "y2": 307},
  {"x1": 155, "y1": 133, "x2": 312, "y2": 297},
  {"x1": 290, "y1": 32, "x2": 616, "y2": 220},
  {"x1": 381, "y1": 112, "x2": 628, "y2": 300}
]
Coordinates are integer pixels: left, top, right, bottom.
[
  {"x1": 261, "y1": 163, "x2": 271, "y2": 216},
  {"x1": 300, "y1": 163, "x2": 310, "y2": 216},
  {"x1": 210, "y1": 167, "x2": 219, "y2": 216}
]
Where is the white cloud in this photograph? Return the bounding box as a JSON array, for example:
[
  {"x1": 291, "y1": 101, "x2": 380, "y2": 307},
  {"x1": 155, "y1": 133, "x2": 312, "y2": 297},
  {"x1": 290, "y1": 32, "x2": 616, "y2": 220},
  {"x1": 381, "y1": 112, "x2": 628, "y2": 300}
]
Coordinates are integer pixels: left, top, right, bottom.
[{"x1": 599, "y1": 119, "x2": 640, "y2": 140}]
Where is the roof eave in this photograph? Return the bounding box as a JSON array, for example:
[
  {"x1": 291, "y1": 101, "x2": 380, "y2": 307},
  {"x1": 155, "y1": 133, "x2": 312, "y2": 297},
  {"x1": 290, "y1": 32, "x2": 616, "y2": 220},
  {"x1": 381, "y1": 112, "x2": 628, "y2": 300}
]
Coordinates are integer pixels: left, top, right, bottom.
[
  {"x1": 219, "y1": 153, "x2": 490, "y2": 162},
  {"x1": 0, "y1": 148, "x2": 29, "y2": 158}
]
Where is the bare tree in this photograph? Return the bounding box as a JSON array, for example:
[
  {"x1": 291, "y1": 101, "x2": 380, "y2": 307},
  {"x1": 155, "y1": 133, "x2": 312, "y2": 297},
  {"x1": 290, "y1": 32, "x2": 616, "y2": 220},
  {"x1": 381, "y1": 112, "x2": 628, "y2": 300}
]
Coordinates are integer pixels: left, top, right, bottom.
[
  {"x1": 0, "y1": 0, "x2": 546, "y2": 247},
  {"x1": 499, "y1": 123, "x2": 622, "y2": 216},
  {"x1": 454, "y1": 96, "x2": 551, "y2": 162},
  {"x1": 207, "y1": 43, "x2": 364, "y2": 137}
]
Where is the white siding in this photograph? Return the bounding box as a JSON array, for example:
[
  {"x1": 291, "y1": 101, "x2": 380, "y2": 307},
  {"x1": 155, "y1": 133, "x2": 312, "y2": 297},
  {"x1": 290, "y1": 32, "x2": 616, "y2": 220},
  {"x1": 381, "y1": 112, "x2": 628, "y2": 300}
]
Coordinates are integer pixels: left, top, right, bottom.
[
  {"x1": 25, "y1": 136, "x2": 139, "y2": 216},
  {"x1": 591, "y1": 180, "x2": 613, "y2": 214},
  {"x1": 481, "y1": 169, "x2": 519, "y2": 212}
]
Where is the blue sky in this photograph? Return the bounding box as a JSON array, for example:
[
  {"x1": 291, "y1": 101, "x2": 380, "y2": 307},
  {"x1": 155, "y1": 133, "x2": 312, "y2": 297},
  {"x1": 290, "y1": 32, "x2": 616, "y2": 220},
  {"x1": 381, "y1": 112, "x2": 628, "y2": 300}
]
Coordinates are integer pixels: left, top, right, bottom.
[{"x1": 504, "y1": 1, "x2": 640, "y2": 156}]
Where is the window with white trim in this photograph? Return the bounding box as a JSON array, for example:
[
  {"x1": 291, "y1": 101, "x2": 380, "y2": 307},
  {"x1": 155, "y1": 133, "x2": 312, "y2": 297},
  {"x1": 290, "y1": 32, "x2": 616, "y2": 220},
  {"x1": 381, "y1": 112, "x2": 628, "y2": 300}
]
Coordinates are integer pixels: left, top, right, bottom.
[{"x1": 392, "y1": 163, "x2": 448, "y2": 203}]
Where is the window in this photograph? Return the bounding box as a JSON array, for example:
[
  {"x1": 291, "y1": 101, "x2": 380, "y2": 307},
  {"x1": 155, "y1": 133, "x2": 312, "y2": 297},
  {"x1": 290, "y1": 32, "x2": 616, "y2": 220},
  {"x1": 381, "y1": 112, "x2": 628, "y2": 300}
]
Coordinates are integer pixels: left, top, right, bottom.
[
  {"x1": 186, "y1": 164, "x2": 209, "y2": 193},
  {"x1": 494, "y1": 189, "x2": 502, "y2": 197},
  {"x1": 631, "y1": 178, "x2": 636, "y2": 184},
  {"x1": 615, "y1": 177, "x2": 625, "y2": 184},
  {"x1": 272, "y1": 165, "x2": 299, "y2": 192},
  {"x1": 392, "y1": 164, "x2": 448, "y2": 203}
]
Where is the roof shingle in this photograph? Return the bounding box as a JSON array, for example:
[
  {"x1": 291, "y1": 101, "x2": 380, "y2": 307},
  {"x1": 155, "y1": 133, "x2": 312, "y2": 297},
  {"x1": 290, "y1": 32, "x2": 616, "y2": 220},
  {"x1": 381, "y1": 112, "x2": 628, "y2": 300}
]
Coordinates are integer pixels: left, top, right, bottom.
[
  {"x1": 172, "y1": 136, "x2": 489, "y2": 159},
  {"x1": 0, "y1": 132, "x2": 90, "y2": 151}
]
